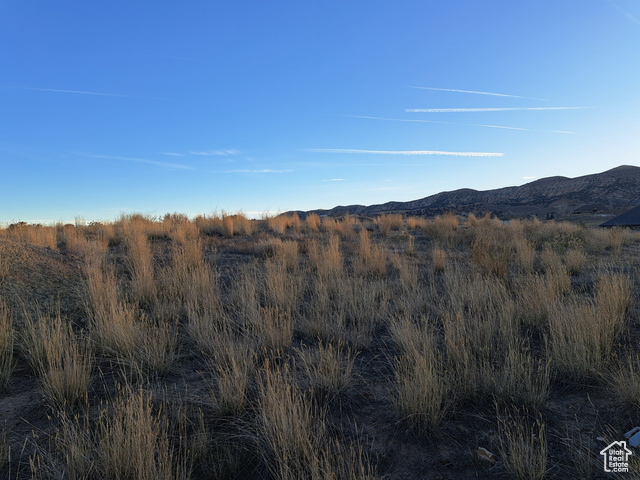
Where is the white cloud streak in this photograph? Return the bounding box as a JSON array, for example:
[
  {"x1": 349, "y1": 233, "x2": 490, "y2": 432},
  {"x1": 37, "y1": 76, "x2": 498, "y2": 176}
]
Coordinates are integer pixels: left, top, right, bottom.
[
  {"x1": 348, "y1": 115, "x2": 575, "y2": 134},
  {"x1": 522, "y1": 176, "x2": 536, "y2": 179},
  {"x1": 159, "y1": 152, "x2": 186, "y2": 157},
  {"x1": 76, "y1": 153, "x2": 194, "y2": 170},
  {"x1": 607, "y1": 0, "x2": 640, "y2": 25},
  {"x1": 190, "y1": 149, "x2": 241, "y2": 156},
  {"x1": 5, "y1": 85, "x2": 167, "y2": 100},
  {"x1": 322, "y1": 178, "x2": 345, "y2": 182},
  {"x1": 224, "y1": 169, "x2": 293, "y2": 173},
  {"x1": 408, "y1": 86, "x2": 549, "y2": 101},
  {"x1": 305, "y1": 149, "x2": 503, "y2": 157},
  {"x1": 406, "y1": 107, "x2": 588, "y2": 113}
]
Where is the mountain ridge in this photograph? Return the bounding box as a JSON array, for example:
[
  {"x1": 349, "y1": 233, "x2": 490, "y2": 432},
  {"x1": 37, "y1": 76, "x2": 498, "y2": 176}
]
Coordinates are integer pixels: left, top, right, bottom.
[{"x1": 291, "y1": 165, "x2": 640, "y2": 221}]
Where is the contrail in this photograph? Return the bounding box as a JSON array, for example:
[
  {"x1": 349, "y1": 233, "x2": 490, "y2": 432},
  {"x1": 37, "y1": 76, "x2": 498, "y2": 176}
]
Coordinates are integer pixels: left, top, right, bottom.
[
  {"x1": 76, "y1": 152, "x2": 193, "y2": 170},
  {"x1": 347, "y1": 115, "x2": 575, "y2": 134},
  {"x1": 408, "y1": 86, "x2": 549, "y2": 101},
  {"x1": 225, "y1": 169, "x2": 293, "y2": 173},
  {"x1": 305, "y1": 148, "x2": 503, "y2": 157},
  {"x1": 406, "y1": 107, "x2": 588, "y2": 113},
  {"x1": 5, "y1": 85, "x2": 167, "y2": 99}
]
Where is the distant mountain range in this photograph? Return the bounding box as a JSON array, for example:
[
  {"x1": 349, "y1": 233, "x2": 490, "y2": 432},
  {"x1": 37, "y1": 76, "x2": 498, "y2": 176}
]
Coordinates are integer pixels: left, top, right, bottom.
[{"x1": 292, "y1": 165, "x2": 640, "y2": 221}]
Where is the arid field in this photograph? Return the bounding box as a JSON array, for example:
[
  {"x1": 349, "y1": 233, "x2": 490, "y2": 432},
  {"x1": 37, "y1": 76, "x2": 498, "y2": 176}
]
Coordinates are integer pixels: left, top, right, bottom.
[{"x1": 0, "y1": 212, "x2": 639, "y2": 479}]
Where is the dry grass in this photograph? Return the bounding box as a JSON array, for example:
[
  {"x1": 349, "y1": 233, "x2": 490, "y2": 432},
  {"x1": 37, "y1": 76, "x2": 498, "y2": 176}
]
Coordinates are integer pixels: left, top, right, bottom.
[
  {"x1": 5, "y1": 213, "x2": 640, "y2": 480},
  {"x1": 309, "y1": 235, "x2": 342, "y2": 277},
  {"x1": 406, "y1": 216, "x2": 427, "y2": 229},
  {"x1": 394, "y1": 339, "x2": 448, "y2": 432},
  {"x1": 514, "y1": 236, "x2": 535, "y2": 273},
  {"x1": 546, "y1": 296, "x2": 615, "y2": 380},
  {"x1": 257, "y1": 362, "x2": 320, "y2": 479},
  {"x1": 207, "y1": 334, "x2": 256, "y2": 415},
  {"x1": 357, "y1": 228, "x2": 387, "y2": 276},
  {"x1": 471, "y1": 225, "x2": 512, "y2": 277},
  {"x1": 21, "y1": 310, "x2": 92, "y2": 409},
  {"x1": 498, "y1": 410, "x2": 547, "y2": 480},
  {"x1": 123, "y1": 223, "x2": 157, "y2": 305},
  {"x1": 0, "y1": 301, "x2": 14, "y2": 389},
  {"x1": 305, "y1": 213, "x2": 321, "y2": 232},
  {"x1": 432, "y1": 245, "x2": 447, "y2": 272},
  {"x1": 375, "y1": 213, "x2": 403, "y2": 235},
  {"x1": 298, "y1": 340, "x2": 355, "y2": 400},
  {"x1": 96, "y1": 387, "x2": 179, "y2": 479}
]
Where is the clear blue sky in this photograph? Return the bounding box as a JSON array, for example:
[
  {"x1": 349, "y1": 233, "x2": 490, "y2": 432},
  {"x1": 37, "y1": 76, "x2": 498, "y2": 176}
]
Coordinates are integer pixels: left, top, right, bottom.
[{"x1": 2, "y1": 1, "x2": 639, "y2": 223}]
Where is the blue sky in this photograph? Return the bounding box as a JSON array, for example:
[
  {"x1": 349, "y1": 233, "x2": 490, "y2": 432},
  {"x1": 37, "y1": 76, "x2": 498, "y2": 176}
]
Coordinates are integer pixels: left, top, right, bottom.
[{"x1": 2, "y1": 1, "x2": 640, "y2": 223}]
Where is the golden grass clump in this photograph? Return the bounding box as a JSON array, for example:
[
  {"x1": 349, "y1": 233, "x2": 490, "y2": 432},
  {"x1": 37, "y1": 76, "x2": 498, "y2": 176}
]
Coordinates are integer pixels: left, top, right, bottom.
[
  {"x1": 96, "y1": 388, "x2": 178, "y2": 480},
  {"x1": 612, "y1": 354, "x2": 640, "y2": 411},
  {"x1": 207, "y1": 335, "x2": 256, "y2": 415},
  {"x1": 298, "y1": 340, "x2": 355, "y2": 400},
  {"x1": 596, "y1": 271, "x2": 632, "y2": 335},
  {"x1": 471, "y1": 225, "x2": 512, "y2": 277},
  {"x1": 223, "y1": 215, "x2": 234, "y2": 237},
  {"x1": 394, "y1": 345, "x2": 448, "y2": 433},
  {"x1": 309, "y1": 236, "x2": 342, "y2": 277},
  {"x1": 357, "y1": 228, "x2": 386, "y2": 276},
  {"x1": 563, "y1": 247, "x2": 587, "y2": 275},
  {"x1": 268, "y1": 213, "x2": 300, "y2": 234},
  {"x1": 21, "y1": 310, "x2": 92, "y2": 409},
  {"x1": 422, "y1": 212, "x2": 459, "y2": 244},
  {"x1": 513, "y1": 236, "x2": 535, "y2": 273},
  {"x1": 432, "y1": 245, "x2": 447, "y2": 273},
  {"x1": 546, "y1": 296, "x2": 615, "y2": 380},
  {"x1": 498, "y1": 411, "x2": 547, "y2": 480},
  {"x1": 257, "y1": 363, "x2": 320, "y2": 480},
  {"x1": 123, "y1": 223, "x2": 157, "y2": 305},
  {"x1": 406, "y1": 216, "x2": 427, "y2": 229},
  {"x1": 305, "y1": 213, "x2": 321, "y2": 232},
  {"x1": 375, "y1": 213, "x2": 403, "y2": 235}
]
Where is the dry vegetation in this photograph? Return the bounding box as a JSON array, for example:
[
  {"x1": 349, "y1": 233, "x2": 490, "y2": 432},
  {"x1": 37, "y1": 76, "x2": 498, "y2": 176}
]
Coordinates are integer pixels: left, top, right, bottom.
[{"x1": 1, "y1": 212, "x2": 640, "y2": 479}]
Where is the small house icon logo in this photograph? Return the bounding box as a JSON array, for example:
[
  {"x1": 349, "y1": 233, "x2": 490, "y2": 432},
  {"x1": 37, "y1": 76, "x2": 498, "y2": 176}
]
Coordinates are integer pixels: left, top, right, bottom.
[{"x1": 600, "y1": 440, "x2": 632, "y2": 473}]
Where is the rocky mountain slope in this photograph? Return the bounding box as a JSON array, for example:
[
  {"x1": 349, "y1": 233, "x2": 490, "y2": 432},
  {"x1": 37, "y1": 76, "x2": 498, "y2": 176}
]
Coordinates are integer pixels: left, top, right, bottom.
[{"x1": 294, "y1": 165, "x2": 640, "y2": 220}]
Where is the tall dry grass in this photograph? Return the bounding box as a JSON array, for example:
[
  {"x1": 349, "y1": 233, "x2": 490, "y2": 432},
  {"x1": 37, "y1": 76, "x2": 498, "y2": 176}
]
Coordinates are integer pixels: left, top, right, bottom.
[
  {"x1": 96, "y1": 388, "x2": 180, "y2": 479},
  {"x1": 207, "y1": 333, "x2": 256, "y2": 415},
  {"x1": 375, "y1": 214, "x2": 403, "y2": 235},
  {"x1": 498, "y1": 410, "x2": 548, "y2": 480},
  {"x1": 309, "y1": 236, "x2": 342, "y2": 277},
  {"x1": 393, "y1": 333, "x2": 448, "y2": 432},
  {"x1": 357, "y1": 228, "x2": 386, "y2": 276},
  {"x1": 0, "y1": 301, "x2": 14, "y2": 389},
  {"x1": 21, "y1": 310, "x2": 92, "y2": 409},
  {"x1": 305, "y1": 213, "x2": 321, "y2": 232},
  {"x1": 123, "y1": 223, "x2": 157, "y2": 305},
  {"x1": 298, "y1": 340, "x2": 355, "y2": 400}
]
